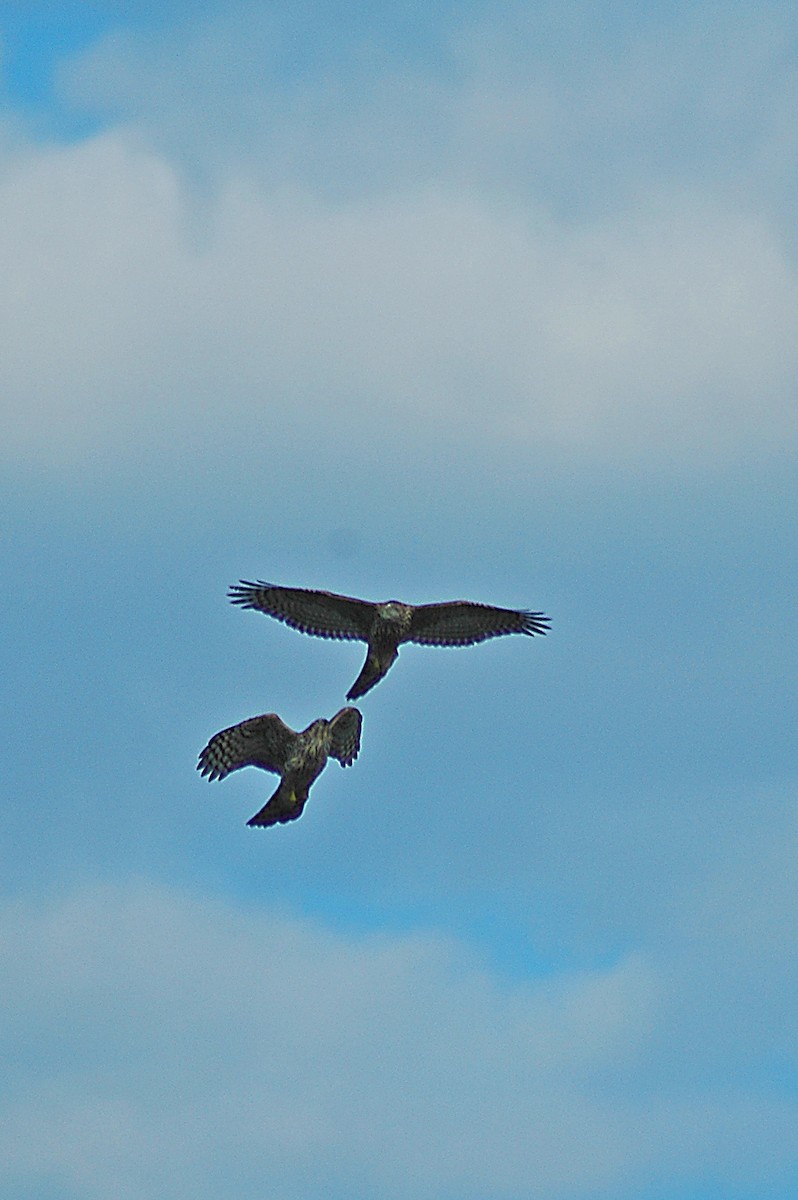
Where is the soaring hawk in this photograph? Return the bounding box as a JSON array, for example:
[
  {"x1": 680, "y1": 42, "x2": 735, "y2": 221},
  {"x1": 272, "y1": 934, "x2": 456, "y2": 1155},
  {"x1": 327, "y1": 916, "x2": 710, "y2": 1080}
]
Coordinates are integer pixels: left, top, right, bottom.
[
  {"x1": 197, "y1": 706, "x2": 362, "y2": 827},
  {"x1": 229, "y1": 581, "x2": 550, "y2": 699}
]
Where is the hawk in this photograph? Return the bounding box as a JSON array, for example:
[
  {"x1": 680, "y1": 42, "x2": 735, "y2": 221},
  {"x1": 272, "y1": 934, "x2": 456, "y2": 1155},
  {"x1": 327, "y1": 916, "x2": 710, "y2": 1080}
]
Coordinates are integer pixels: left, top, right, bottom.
[
  {"x1": 197, "y1": 706, "x2": 362, "y2": 827},
  {"x1": 229, "y1": 581, "x2": 550, "y2": 699}
]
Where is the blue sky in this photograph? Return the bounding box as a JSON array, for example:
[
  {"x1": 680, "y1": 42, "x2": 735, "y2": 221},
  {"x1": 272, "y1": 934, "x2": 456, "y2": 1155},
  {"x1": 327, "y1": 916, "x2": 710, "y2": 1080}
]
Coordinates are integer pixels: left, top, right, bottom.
[{"x1": 2, "y1": 3, "x2": 798, "y2": 1198}]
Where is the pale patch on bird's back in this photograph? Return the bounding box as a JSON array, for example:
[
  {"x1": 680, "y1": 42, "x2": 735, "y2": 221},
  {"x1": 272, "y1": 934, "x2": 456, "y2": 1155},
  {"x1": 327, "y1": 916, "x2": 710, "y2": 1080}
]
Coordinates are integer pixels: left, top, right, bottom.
[
  {"x1": 375, "y1": 601, "x2": 413, "y2": 632},
  {"x1": 285, "y1": 721, "x2": 330, "y2": 774}
]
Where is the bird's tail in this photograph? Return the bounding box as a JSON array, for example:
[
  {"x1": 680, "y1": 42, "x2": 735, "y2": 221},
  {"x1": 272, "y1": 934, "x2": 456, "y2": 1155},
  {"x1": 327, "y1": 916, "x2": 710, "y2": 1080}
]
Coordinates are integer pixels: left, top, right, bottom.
[
  {"x1": 347, "y1": 653, "x2": 391, "y2": 700},
  {"x1": 247, "y1": 780, "x2": 309, "y2": 827}
]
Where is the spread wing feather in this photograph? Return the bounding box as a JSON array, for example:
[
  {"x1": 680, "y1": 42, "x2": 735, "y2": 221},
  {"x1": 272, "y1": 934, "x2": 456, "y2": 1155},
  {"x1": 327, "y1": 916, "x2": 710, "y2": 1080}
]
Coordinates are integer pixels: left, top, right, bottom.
[
  {"x1": 228, "y1": 581, "x2": 374, "y2": 641},
  {"x1": 328, "y1": 707, "x2": 363, "y2": 766},
  {"x1": 197, "y1": 713, "x2": 296, "y2": 781},
  {"x1": 406, "y1": 601, "x2": 550, "y2": 647}
]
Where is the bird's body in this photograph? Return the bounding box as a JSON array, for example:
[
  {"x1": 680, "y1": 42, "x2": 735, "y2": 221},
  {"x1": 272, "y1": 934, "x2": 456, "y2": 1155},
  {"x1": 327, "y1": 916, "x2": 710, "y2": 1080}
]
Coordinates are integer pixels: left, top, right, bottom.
[
  {"x1": 229, "y1": 581, "x2": 550, "y2": 698},
  {"x1": 197, "y1": 706, "x2": 362, "y2": 826}
]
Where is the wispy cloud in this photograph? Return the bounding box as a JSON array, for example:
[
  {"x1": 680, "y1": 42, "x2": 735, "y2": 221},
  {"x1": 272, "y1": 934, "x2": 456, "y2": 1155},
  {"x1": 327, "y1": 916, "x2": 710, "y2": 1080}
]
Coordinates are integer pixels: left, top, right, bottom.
[
  {"x1": 5, "y1": 876, "x2": 797, "y2": 1200},
  {"x1": 0, "y1": 880, "x2": 650, "y2": 1198}
]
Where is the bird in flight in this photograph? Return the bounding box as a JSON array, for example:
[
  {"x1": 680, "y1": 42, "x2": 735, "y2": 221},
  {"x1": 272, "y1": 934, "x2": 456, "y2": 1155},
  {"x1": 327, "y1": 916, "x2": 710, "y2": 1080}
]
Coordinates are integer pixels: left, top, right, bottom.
[
  {"x1": 229, "y1": 581, "x2": 550, "y2": 699},
  {"x1": 198, "y1": 706, "x2": 362, "y2": 827}
]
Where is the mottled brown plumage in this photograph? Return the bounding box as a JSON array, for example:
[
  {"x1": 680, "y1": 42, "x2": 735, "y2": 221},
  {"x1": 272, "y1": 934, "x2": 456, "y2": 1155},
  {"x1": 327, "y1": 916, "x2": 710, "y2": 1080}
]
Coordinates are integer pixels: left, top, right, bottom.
[
  {"x1": 229, "y1": 581, "x2": 550, "y2": 698},
  {"x1": 197, "y1": 707, "x2": 362, "y2": 826}
]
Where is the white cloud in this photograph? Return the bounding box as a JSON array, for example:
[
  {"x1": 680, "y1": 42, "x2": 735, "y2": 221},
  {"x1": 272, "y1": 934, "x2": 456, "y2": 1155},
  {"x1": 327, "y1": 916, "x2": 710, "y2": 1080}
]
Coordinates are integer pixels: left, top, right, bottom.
[
  {"x1": 57, "y1": 4, "x2": 798, "y2": 211},
  {"x1": 0, "y1": 881, "x2": 649, "y2": 1199},
  {"x1": 4, "y1": 6, "x2": 798, "y2": 478},
  {"x1": 2, "y1": 128, "x2": 797, "y2": 477},
  {"x1": 2, "y1": 878, "x2": 798, "y2": 1200}
]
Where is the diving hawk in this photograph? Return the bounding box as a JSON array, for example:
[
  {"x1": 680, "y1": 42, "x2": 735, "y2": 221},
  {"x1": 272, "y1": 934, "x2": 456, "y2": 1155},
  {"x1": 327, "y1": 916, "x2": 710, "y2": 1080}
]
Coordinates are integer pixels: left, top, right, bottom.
[
  {"x1": 198, "y1": 706, "x2": 362, "y2": 827},
  {"x1": 229, "y1": 581, "x2": 550, "y2": 699}
]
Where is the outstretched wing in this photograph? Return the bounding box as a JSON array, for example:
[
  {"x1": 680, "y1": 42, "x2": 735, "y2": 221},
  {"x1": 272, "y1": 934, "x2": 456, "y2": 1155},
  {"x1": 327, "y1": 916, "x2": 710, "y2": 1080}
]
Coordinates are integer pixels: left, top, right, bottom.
[
  {"x1": 328, "y1": 706, "x2": 363, "y2": 766},
  {"x1": 406, "y1": 601, "x2": 550, "y2": 646},
  {"x1": 228, "y1": 581, "x2": 374, "y2": 641},
  {"x1": 197, "y1": 713, "x2": 296, "y2": 782}
]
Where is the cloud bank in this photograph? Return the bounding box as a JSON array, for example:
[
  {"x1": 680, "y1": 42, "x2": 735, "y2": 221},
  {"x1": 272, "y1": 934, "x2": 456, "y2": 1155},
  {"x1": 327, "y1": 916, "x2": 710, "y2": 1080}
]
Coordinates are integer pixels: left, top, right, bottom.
[
  {"x1": 3, "y1": 4, "x2": 798, "y2": 478},
  {"x1": 2, "y1": 132, "x2": 797, "y2": 475},
  {"x1": 4, "y1": 877, "x2": 798, "y2": 1200}
]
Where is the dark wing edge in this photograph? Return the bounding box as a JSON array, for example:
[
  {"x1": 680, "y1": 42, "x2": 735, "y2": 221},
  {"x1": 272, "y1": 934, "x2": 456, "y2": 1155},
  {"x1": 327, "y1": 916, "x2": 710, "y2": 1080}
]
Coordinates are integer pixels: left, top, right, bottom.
[
  {"x1": 406, "y1": 601, "x2": 550, "y2": 646},
  {"x1": 328, "y1": 706, "x2": 363, "y2": 767},
  {"x1": 228, "y1": 581, "x2": 374, "y2": 641},
  {"x1": 197, "y1": 713, "x2": 295, "y2": 781}
]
